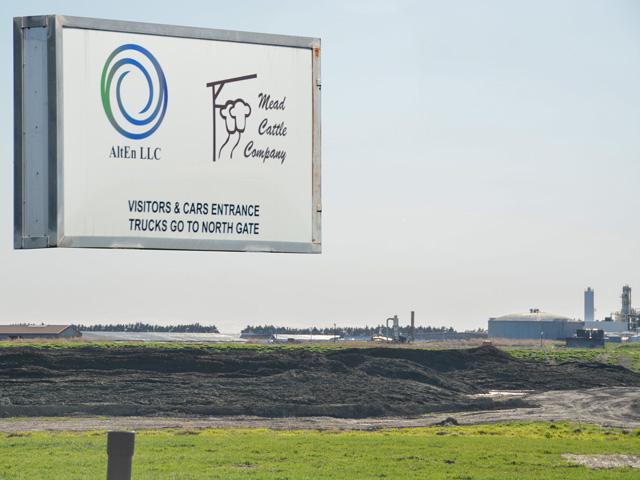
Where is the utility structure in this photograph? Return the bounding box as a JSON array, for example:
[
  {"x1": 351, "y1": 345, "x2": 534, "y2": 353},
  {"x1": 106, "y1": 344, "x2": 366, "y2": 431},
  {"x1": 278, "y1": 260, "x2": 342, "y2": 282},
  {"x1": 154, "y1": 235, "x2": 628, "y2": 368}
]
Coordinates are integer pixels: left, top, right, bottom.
[
  {"x1": 381, "y1": 311, "x2": 415, "y2": 343},
  {"x1": 584, "y1": 287, "x2": 595, "y2": 322},
  {"x1": 566, "y1": 328, "x2": 605, "y2": 349},
  {"x1": 386, "y1": 315, "x2": 400, "y2": 342},
  {"x1": 409, "y1": 310, "x2": 416, "y2": 343},
  {"x1": 622, "y1": 285, "x2": 632, "y2": 317},
  {"x1": 615, "y1": 285, "x2": 640, "y2": 331}
]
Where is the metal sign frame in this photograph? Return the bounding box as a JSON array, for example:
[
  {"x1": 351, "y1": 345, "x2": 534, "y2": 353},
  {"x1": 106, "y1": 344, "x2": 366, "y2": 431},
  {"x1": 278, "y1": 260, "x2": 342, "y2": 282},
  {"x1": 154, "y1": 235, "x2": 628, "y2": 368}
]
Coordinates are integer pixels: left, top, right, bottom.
[{"x1": 14, "y1": 15, "x2": 321, "y2": 253}]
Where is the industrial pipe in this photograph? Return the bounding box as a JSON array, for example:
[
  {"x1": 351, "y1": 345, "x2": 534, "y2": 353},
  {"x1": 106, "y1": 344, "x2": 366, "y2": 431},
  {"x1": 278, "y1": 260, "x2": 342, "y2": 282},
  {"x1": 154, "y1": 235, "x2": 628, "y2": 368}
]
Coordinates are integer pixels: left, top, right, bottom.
[
  {"x1": 386, "y1": 315, "x2": 399, "y2": 342},
  {"x1": 107, "y1": 431, "x2": 135, "y2": 480}
]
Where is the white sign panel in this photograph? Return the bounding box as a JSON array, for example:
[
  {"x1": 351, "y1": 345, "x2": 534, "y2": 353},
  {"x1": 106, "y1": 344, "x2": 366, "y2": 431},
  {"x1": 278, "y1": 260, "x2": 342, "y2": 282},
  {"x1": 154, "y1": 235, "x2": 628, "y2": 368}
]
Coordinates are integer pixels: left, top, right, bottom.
[{"x1": 14, "y1": 16, "x2": 321, "y2": 253}]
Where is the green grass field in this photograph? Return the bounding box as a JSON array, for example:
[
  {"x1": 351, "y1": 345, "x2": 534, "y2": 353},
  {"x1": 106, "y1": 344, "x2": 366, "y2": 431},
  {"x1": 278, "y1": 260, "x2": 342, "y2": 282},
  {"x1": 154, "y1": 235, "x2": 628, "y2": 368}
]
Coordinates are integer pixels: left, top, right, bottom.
[
  {"x1": 2, "y1": 339, "x2": 639, "y2": 372},
  {"x1": 0, "y1": 423, "x2": 639, "y2": 479},
  {"x1": 0, "y1": 340, "x2": 346, "y2": 352},
  {"x1": 508, "y1": 343, "x2": 640, "y2": 372}
]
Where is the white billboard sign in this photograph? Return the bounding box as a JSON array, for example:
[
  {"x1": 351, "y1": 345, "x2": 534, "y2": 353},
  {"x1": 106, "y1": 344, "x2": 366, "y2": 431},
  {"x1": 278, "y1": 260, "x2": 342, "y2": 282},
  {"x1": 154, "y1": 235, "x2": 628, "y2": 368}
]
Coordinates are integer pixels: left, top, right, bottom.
[{"x1": 14, "y1": 16, "x2": 321, "y2": 253}]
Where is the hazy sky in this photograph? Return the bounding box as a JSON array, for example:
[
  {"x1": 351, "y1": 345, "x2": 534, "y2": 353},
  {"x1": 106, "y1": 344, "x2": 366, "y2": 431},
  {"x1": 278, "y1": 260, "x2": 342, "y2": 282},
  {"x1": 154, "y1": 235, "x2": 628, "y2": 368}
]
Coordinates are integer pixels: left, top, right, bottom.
[{"x1": 2, "y1": 0, "x2": 639, "y2": 332}]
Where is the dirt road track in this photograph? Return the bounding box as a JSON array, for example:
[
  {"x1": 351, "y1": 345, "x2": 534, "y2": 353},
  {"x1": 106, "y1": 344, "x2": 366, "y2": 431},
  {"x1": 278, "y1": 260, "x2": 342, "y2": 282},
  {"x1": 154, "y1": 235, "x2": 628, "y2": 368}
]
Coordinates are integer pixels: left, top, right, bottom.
[{"x1": 0, "y1": 387, "x2": 637, "y2": 432}]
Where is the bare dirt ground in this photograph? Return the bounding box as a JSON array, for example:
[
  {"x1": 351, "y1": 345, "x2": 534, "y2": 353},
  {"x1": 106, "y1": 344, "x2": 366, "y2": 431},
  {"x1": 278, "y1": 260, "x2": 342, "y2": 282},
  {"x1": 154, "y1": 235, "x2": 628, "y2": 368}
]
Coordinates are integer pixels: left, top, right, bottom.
[
  {"x1": 562, "y1": 454, "x2": 640, "y2": 469},
  {"x1": 0, "y1": 387, "x2": 638, "y2": 432},
  {"x1": 2, "y1": 345, "x2": 639, "y2": 419}
]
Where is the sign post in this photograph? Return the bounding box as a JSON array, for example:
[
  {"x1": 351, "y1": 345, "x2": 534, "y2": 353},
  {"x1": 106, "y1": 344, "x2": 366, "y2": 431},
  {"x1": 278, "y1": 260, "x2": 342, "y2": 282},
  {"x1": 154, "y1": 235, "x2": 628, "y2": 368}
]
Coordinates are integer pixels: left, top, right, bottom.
[
  {"x1": 107, "y1": 431, "x2": 135, "y2": 480},
  {"x1": 14, "y1": 15, "x2": 321, "y2": 253}
]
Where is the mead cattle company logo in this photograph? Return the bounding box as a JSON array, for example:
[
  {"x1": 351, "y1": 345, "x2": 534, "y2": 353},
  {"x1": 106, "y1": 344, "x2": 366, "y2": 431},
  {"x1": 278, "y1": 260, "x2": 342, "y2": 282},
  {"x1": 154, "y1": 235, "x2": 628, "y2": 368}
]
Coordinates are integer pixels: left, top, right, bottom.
[
  {"x1": 207, "y1": 75, "x2": 288, "y2": 164},
  {"x1": 206, "y1": 74, "x2": 257, "y2": 162},
  {"x1": 101, "y1": 44, "x2": 168, "y2": 140}
]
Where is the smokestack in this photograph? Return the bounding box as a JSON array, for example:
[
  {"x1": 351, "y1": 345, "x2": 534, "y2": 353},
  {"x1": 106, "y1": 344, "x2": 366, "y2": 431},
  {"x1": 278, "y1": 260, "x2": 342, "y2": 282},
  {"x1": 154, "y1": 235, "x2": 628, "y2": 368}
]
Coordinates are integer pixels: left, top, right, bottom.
[{"x1": 410, "y1": 311, "x2": 415, "y2": 342}]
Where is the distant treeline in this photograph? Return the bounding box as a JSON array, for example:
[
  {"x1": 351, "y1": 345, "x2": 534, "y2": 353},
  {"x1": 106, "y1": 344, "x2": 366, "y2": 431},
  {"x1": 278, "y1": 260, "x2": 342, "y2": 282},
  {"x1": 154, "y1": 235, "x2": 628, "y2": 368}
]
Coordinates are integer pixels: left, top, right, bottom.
[
  {"x1": 241, "y1": 325, "x2": 486, "y2": 337},
  {"x1": 76, "y1": 323, "x2": 219, "y2": 333}
]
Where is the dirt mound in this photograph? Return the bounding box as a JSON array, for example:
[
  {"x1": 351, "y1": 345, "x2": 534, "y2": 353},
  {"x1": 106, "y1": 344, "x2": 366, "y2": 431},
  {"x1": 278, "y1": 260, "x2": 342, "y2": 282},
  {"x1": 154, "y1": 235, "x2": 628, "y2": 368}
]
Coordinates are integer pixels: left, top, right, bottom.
[
  {"x1": 433, "y1": 416, "x2": 459, "y2": 426},
  {"x1": 0, "y1": 345, "x2": 638, "y2": 418}
]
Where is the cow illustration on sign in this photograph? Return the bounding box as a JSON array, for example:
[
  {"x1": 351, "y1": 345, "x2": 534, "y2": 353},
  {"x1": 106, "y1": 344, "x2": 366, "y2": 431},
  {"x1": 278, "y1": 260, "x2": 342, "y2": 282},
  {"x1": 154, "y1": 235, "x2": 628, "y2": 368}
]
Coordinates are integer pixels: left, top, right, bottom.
[
  {"x1": 206, "y1": 74, "x2": 257, "y2": 161},
  {"x1": 218, "y1": 99, "x2": 252, "y2": 159}
]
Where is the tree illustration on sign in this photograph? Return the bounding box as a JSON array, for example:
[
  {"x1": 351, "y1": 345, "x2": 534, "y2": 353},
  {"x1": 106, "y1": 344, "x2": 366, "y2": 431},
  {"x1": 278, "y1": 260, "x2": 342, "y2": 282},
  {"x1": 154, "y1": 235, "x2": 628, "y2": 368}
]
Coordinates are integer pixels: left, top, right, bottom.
[{"x1": 206, "y1": 74, "x2": 257, "y2": 162}]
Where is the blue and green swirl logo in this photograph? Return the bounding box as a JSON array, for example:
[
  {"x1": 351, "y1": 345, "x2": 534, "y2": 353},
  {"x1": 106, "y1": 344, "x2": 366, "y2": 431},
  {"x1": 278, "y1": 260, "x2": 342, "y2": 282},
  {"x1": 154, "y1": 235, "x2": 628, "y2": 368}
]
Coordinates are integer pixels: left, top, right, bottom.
[{"x1": 100, "y1": 44, "x2": 168, "y2": 140}]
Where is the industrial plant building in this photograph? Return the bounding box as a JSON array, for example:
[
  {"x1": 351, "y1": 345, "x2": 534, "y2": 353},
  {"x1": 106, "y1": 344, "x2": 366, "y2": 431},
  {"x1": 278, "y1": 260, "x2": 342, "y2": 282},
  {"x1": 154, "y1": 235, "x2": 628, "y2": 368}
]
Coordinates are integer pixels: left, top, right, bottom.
[
  {"x1": 583, "y1": 285, "x2": 640, "y2": 333},
  {"x1": 489, "y1": 284, "x2": 639, "y2": 341},
  {"x1": 488, "y1": 309, "x2": 582, "y2": 340},
  {"x1": 616, "y1": 285, "x2": 640, "y2": 330},
  {"x1": 0, "y1": 325, "x2": 80, "y2": 340}
]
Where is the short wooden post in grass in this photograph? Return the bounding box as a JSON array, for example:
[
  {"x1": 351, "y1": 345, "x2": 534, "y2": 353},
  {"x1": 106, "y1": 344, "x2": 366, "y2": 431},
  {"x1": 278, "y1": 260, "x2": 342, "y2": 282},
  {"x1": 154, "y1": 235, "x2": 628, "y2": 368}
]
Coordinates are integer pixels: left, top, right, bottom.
[{"x1": 107, "y1": 431, "x2": 135, "y2": 480}]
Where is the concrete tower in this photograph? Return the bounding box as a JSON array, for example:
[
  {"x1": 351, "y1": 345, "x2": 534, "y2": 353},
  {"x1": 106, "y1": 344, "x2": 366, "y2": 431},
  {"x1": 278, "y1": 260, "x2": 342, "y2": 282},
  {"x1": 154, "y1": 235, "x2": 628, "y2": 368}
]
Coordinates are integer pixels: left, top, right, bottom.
[{"x1": 584, "y1": 287, "x2": 594, "y2": 323}]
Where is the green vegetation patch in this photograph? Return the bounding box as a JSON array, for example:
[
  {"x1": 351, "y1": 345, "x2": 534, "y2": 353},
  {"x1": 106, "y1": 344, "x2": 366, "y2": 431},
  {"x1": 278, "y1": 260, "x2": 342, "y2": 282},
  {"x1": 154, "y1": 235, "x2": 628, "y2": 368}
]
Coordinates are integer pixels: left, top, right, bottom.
[
  {"x1": 0, "y1": 423, "x2": 639, "y2": 479},
  {"x1": 2, "y1": 340, "x2": 639, "y2": 373},
  {"x1": 509, "y1": 343, "x2": 640, "y2": 373},
  {"x1": 0, "y1": 340, "x2": 349, "y2": 352}
]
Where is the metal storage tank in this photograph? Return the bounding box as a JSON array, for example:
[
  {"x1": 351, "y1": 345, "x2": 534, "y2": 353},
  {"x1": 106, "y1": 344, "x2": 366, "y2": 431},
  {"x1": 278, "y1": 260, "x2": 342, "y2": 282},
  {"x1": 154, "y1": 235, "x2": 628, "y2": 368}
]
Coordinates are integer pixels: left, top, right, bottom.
[{"x1": 488, "y1": 309, "x2": 583, "y2": 340}]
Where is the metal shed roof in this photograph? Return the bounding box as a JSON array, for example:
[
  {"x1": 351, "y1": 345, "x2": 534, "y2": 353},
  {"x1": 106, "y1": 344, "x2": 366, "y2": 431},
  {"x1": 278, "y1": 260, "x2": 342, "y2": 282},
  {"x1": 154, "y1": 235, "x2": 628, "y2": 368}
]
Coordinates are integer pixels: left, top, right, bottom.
[
  {"x1": 0, "y1": 325, "x2": 74, "y2": 335},
  {"x1": 272, "y1": 334, "x2": 340, "y2": 341}
]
